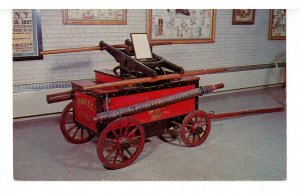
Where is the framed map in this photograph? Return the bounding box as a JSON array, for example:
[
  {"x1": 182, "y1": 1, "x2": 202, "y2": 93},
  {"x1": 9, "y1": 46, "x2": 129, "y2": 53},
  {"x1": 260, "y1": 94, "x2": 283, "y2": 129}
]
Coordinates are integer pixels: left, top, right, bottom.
[
  {"x1": 147, "y1": 9, "x2": 216, "y2": 44},
  {"x1": 63, "y1": 9, "x2": 127, "y2": 25},
  {"x1": 13, "y1": 9, "x2": 43, "y2": 61},
  {"x1": 268, "y1": 9, "x2": 286, "y2": 40}
]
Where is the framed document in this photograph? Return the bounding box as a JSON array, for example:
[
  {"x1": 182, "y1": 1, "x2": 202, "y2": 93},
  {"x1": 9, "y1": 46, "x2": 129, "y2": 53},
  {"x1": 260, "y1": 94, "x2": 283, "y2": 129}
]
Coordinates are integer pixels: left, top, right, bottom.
[
  {"x1": 63, "y1": 9, "x2": 127, "y2": 25},
  {"x1": 232, "y1": 9, "x2": 255, "y2": 25},
  {"x1": 269, "y1": 9, "x2": 286, "y2": 40},
  {"x1": 13, "y1": 9, "x2": 43, "y2": 61},
  {"x1": 147, "y1": 9, "x2": 216, "y2": 44}
]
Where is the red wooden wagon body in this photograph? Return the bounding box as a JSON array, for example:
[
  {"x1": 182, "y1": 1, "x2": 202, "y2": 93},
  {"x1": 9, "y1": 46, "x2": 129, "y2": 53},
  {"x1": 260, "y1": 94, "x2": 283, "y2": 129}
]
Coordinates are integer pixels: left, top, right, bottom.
[
  {"x1": 60, "y1": 70, "x2": 213, "y2": 169},
  {"x1": 72, "y1": 70, "x2": 198, "y2": 135}
]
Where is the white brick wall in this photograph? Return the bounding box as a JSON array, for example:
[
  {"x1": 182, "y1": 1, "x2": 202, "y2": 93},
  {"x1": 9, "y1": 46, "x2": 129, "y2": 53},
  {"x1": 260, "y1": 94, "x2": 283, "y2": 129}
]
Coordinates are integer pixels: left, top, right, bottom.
[{"x1": 13, "y1": 9, "x2": 286, "y2": 85}]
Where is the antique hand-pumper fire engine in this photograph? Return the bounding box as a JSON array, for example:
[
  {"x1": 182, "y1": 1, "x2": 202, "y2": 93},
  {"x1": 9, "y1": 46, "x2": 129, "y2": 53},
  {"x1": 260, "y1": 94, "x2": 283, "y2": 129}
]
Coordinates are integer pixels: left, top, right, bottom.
[{"x1": 45, "y1": 34, "x2": 284, "y2": 169}]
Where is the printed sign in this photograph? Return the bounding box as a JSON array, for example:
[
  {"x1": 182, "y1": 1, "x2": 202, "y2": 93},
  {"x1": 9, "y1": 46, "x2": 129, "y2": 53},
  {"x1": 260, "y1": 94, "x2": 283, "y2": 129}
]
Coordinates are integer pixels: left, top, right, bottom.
[{"x1": 13, "y1": 9, "x2": 43, "y2": 61}]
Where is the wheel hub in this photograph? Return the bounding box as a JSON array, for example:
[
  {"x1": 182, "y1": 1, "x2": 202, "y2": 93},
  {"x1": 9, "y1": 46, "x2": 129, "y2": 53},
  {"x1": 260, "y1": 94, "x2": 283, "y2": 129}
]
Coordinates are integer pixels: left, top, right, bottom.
[
  {"x1": 116, "y1": 137, "x2": 130, "y2": 150},
  {"x1": 196, "y1": 126, "x2": 204, "y2": 134},
  {"x1": 190, "y1": 123, "x2": 204, "y2": 134}
]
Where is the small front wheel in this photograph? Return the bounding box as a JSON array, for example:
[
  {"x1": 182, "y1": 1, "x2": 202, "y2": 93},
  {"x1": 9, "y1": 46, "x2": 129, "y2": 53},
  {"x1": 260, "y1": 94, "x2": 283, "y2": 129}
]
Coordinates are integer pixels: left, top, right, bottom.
[
  {"x1": 180, "y1": 110, "x2": 211, "y2": 147},
  {"x1": 97, "y1": 117, "x2": 145, "y2": 169}
]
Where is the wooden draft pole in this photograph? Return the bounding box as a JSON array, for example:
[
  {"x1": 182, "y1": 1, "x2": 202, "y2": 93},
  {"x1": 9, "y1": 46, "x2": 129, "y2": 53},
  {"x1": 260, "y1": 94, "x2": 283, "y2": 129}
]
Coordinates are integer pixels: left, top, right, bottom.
[{"x1": 208, "y1": 107, "x2": 284, "y2": 119}]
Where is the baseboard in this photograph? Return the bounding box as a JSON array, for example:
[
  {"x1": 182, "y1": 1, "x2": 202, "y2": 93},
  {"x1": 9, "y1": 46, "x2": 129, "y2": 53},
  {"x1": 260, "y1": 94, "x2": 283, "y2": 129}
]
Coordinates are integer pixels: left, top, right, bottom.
[{"x1": 13, "y1": 88, "x2": 70, "y2": 118}]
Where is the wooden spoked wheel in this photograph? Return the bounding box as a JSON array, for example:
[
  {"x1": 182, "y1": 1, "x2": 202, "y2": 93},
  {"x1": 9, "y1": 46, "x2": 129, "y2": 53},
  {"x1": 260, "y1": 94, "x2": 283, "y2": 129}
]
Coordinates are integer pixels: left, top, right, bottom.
[
  {"x1": 180, "y1": 110, "x2": 211, "y2": 147},
  {"x1": 60, "y1": 102, "x2": 94, "y2": 144},
  {"x1": 97, "y1": 117, "x2": 145, "y2": 169}
]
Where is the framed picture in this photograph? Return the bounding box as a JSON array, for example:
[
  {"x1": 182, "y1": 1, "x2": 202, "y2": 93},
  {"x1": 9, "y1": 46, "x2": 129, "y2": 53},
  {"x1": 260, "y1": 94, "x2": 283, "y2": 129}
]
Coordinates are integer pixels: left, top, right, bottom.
[
  {"x1": 13, "y1": 9, "x2": 43, "y2": 61},
  {"x1": 63, "y1": 9, "x2": 127, "y2": 25},
  {"x1": 147, "y1": 9, "x2": 216, "y2": 44},
  {"x1": 232, "y1": 9, "x2": 255, "y2": 25},
  {"x1": 269, "y1": 9, "x2": 286, "y2": 40}
]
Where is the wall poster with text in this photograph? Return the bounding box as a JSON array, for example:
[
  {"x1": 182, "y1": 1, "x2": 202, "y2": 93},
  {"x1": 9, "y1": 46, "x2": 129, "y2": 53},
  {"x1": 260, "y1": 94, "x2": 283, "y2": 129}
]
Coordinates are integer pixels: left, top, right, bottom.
[{"x1": 13, "y1": 9, "x2": 43, "y2": 61}]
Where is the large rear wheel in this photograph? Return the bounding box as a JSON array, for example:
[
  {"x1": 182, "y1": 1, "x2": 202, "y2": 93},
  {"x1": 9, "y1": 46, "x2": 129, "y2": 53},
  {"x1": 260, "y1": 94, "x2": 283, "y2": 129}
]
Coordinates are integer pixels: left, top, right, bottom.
[{"x1": 60, "y1": 102, "x2": 94, "y2": 144}]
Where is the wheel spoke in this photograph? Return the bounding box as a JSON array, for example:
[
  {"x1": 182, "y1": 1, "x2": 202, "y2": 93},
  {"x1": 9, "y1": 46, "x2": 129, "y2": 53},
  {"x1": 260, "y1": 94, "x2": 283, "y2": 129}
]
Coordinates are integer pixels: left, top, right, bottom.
[
  {"x1": 105, "y1": 148, "x2": 116, "y2": 159},
  {"x1": 113, "y1": 150, "x2": 119, "y2": 164},
  {"x1": 192, "y1": 134, "x2": 195, "y2": 142},
  {"x1": 72, "y1": 127, "x2": 80, "y2": 138},
  {"x1": 104, "y1": 144, "x2": 116, "y2": 151},
  {"x1": 197, "y1": 133, "x2": 201, "y2": 140},
  {"x1": 200, "y1": 122, "x2": 207, "y2": 127},
  {"x1": 120, "y1": 150, "x2": 125, "y2": 163},
  {"x1": 124, "y1": 125, "x2": 129, "y2": 137},
  {"x1": 129, "y1": 136, "x2": 141, "y2": 144},
  {"x1": 127, "y1": 127, "x2": 138, "y2": 138},
  {"x1": 194, "y1": 114, "x2": 199, "y2": 122},
  {"x1": 187, "y1": 132, "x2": 192, "y2": 140},
  {"x1": 125, "y1": 149, "x2": 133, "y2": 158},
  {"x1": 112, "y1": 130, "x2": 119, "y2": 138},
  {"x1": 182, "y1": 128, "x2": 189, "y2": 135},
  {"x1": 105, "y1": 138, "x2": 117, "y2": 143},
  {"x1": 65, "y1": 113, "x2": 73, "y2": 124},
  {"x1": 66, "y1": 125, "x2": 76, "y2": 133},
  {"x1": 80, "y1": 128, "x2": 84, "y2": 139}
]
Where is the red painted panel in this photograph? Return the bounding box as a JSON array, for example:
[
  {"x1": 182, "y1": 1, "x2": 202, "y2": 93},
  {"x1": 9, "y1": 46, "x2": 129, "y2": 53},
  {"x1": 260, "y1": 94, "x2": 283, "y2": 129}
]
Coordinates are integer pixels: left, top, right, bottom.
[
  {"x1": 107, "y1": 85, "x2": 196, "y2": 124},
  {"x1": 95, "y1": 71, "x2": 121, "y2": 83},
  {"x1": 74, "y1": 91, "x2": 98, "y2": 132}
]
